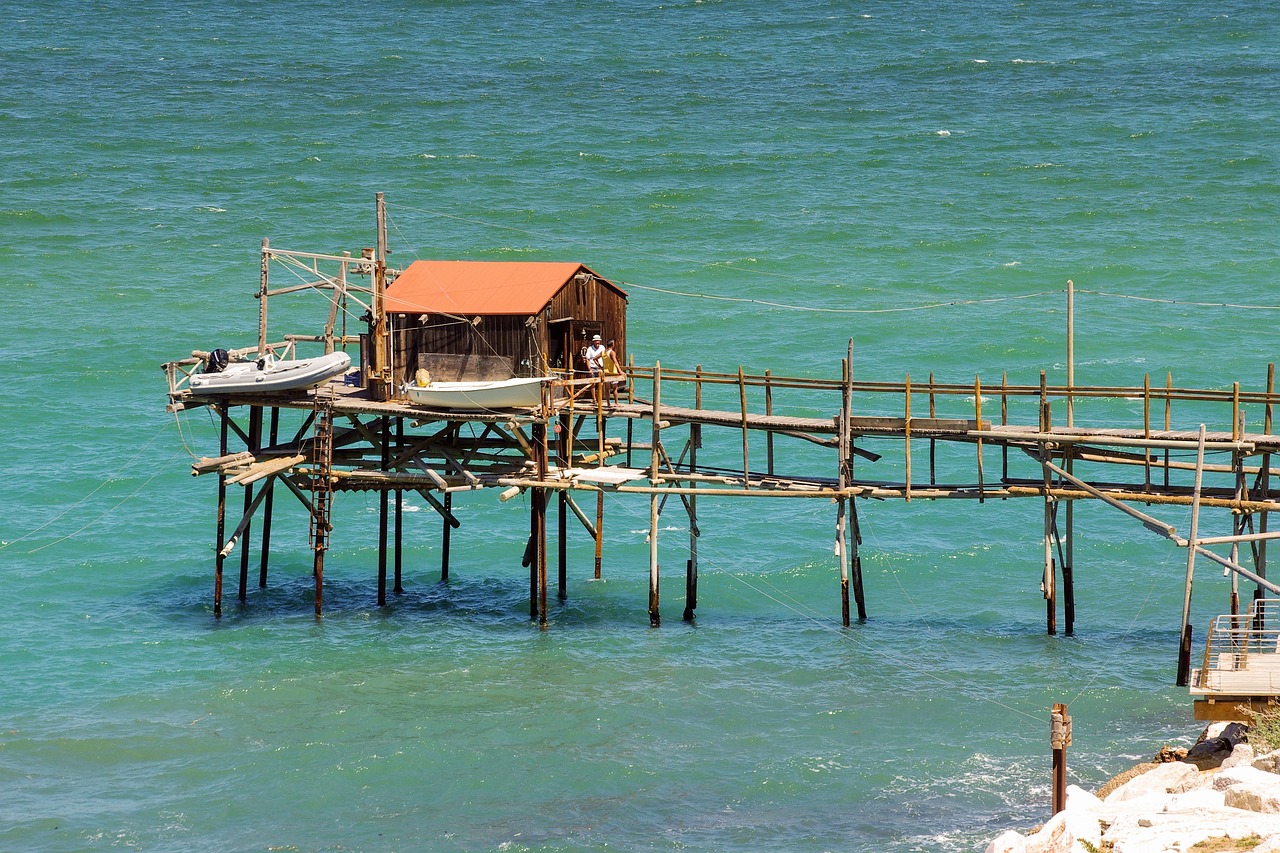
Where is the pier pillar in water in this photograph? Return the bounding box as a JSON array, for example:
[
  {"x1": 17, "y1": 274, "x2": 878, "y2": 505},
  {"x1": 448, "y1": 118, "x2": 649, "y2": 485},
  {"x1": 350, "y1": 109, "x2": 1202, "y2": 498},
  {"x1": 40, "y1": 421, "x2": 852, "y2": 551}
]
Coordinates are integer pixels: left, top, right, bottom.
[
  {"x1": 213, "y1": 405, "x2": 229, "y2": 618},
  {"x1": 258, "y1": 406, "x2": 279, "y2": 589}
]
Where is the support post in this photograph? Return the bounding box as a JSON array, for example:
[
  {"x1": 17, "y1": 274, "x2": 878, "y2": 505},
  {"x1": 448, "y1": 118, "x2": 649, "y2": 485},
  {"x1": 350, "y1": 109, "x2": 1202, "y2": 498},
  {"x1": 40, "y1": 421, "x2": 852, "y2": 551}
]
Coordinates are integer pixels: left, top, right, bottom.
[
  {"x1": 535, "y1": 421, "x2": 549, "y2": 626},
  {"x1": 649, "y1": 361, "x2": 662, "y2": 627},
  {"x1": 1051, "y1": 703, "x2": 1071, "y2": 817},
  {"x1": 238, "y1": 405, "x2": 262, "y2": 601},
  {"x1": 1043, "y1": 450, "x2": 1057, "y2": 636},
  {"x1": 1177, "y1": 425, "x2": 1208, "y2": 686},
  {"x1": 837, "y1": 349, "x2": 853, "y2": 626},
  {"x1": 851, "y1": 497, "x2": 867, "y2": 621},
  {"x1": 441, "y1": 492, "x2": 452, "y2": 582},
  {"x1": 684, "y1": 420, "x2": 700, "y2": 622},
  {"x1": 1064, "y1": 474, "x2": 1075, "y2": 636},
  {"x1": 764, "y1": 369, "x2": 774, "y2": 476},
  {"x1": 214, "y1": 405, "x2": 229, "y2": 617},
  {"x1": 394, "y1": 418, "x2": 404, "y2": 596},
  {"x1": 738, "y1": 366, "x2": 750, "y2": 490},
  {"x1": 378, "y1": 417, "x2": 389, "y2": 607},
  {"x1": 311, "y1": 404, "x2": 334, "y2": 618},
  {"x1": 259, "y1": 406, "x2": 279, "y2": 588},
  {"x1": 1259, "y1": 363, "x2": 1275, "y2": 603}
]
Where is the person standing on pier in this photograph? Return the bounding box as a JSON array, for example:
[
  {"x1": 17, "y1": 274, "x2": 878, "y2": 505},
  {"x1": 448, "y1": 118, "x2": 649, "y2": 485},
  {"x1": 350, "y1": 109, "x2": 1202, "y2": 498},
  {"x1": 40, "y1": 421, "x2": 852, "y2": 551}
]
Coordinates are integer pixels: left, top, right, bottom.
[
  {"x1": 601, "y1": 339, "x2": 623, "y2": 404},
  {"x1": 585, "y1": 335, "x2": 605, "y2": 377}
]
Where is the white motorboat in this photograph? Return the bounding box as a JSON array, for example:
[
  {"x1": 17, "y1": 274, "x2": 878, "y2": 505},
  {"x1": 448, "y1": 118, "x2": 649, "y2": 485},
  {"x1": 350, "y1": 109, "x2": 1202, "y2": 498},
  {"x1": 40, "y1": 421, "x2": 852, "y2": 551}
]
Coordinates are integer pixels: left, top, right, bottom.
[
  {"x1": 404, "y1": 376, "x2": 549, "y2": 410},
  {"x1": 189, "y1": 351, "x2": 351, "y2": 394}
]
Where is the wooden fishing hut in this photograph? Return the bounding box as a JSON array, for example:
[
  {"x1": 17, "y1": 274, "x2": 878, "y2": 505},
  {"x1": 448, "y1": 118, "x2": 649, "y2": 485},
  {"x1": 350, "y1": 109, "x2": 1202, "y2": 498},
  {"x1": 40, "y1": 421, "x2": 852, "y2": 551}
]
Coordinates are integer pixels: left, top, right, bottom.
[
  {"x1": 163, "y1": 194, "x2": 1280, "y2": 719},
  {"x1": 384, "y1": 260, "x2": 628, "y2": 385}
]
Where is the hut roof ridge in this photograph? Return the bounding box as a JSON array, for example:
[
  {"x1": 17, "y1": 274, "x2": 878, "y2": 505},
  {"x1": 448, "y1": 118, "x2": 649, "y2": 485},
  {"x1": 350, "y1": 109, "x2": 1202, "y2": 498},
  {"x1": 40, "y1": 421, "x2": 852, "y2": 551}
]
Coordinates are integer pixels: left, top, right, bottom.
[{"x1": 385, "y1": 259, "x2": 615, "y2": 316}]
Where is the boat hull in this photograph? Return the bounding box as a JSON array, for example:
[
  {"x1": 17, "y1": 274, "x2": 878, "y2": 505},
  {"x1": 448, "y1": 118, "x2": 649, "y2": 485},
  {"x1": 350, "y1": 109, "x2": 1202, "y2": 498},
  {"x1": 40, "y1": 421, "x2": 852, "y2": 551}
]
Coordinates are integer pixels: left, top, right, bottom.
[
  {"x1": 404, "y1": 376, "x2": 548, "y2": 410},
  {"x1": 190, "y1": 351, "x2": 351, "y2": 394}
]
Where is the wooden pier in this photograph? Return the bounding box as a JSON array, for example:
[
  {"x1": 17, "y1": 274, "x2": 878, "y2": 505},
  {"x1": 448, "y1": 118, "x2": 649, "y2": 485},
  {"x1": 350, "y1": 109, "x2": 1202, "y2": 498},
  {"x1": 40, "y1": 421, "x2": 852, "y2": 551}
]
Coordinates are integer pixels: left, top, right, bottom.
[{"x1": 161, "y1": 199, "x2": 1280, "y2": 693}]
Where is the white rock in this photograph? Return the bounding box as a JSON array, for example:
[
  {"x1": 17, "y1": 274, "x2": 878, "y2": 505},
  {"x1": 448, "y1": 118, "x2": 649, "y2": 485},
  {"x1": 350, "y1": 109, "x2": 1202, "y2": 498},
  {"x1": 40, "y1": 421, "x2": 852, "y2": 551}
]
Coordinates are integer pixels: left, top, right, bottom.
[
  {"x1": 1214, "y1": 764, "x2": 1280, "y2": 793},
  {"x1": 1255, "y1": 748, "x2": 1280, "y2": 774},
  {"x1": 1065, "y1": 784, "x2": 1102, "y2": 813},
  {"x1": 1253, "y1": 834, "x2": 1280, "y2": 853},
  {"x1": 1223, "y1": 743, "x2": 1257, "y2": 769},
  {"x1": 1105, "y1": 761, "x2": 1202, "y2": 802},
  {"x1": 985, "y1": 829, "x2": 1027, "y2": 853},
  {"x1": 1105, "y1": 807, "x2": 1280, "y2": 853},
  {"x1": 1226, "y1": 780, "x2": 1280, "y2": 813}
]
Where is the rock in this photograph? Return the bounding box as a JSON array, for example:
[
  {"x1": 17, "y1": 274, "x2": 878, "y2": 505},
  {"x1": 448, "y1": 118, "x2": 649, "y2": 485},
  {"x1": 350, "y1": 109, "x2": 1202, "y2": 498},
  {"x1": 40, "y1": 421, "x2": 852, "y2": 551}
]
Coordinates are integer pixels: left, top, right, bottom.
[
  {"x1": 1105, "y1": 761, "x2": 1202, "y2": 802},
  {"x1": 984, "y1": 829, "x2": 1027, "y2": 853},
  {"x1": 1152, "y1": 744, "x2": 1187, "y2": 763},
  {"x1": 1255, "y1": 748, "x2": 1280, "y2": 774},
  {"x1": 1224, "y1": 743, "x2": 1257, "y2": 769},
  {"x1": 1102, "y1": 807, "x2": 1280, "y2": 853},
  {"x1": 1225, "y1": 783, "x2": 1280, "y2": 814},
  {"x1": 1219, "y1": 765, "x2": 1280, "y2": 813},
  {"x1": 1214, "y1": 765, "x2": 1280, "y2": 793},
  {"x1": 1254, "y1": 835, "x2": 1280, "y2": 853}
]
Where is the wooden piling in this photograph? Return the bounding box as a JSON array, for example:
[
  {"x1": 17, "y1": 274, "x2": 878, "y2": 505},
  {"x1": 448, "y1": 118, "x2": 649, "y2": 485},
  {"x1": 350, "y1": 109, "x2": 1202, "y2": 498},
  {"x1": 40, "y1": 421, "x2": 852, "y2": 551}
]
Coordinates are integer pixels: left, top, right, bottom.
[
  {"x1": 649, "y1": 361, "x2": 662, "y2": 627},
  {"x1": 975, "y1": 375, "x2": 985, "y2": 503},
  {"x1": 441, "y1": 492, "x2": 452, "y2": 582},
  {"x1": 1176, "y1": 425, "x2": 1208, "y2": 686},
  {"x1": 536, "y1": 420, "x2": 549, "y2": 626},
  {"x1": 238, "y1": 405, "x2": 262, "y2": 602},
  {"x1": 837, "y1": 352, "x2": 852, "y2": 626},
  {"x1": 378, "y1": 417, "x2": 389, "y2": 607},
  {"x1": 738, "y1": 366, "x2": 750, "y2": 490},
  {"x1": 904, "y1": 373, "x2": 912, "y2": 503},
  {"x1": 258, "y1": 406, "x2": 278, "y2": 589},
  {"x1": 311, "y1": 403, "x2": 334, "y2": 618},
  {"x1": 213, "y1": 405, "x2": 229, "y2": 617},
  {"x1": 1260, "y1": 363, "x2": 1275, "y2": 601},
  {"x1": 765, "y1": 369, "x2": 775, "y2": 476}
]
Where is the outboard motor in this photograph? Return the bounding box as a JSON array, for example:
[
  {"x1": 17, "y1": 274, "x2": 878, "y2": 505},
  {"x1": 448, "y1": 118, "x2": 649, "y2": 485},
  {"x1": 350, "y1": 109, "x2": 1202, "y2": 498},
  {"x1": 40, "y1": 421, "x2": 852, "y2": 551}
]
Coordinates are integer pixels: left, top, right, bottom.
[{"x1": 206, "y1": 348, "x2": 230, "y2": 374}]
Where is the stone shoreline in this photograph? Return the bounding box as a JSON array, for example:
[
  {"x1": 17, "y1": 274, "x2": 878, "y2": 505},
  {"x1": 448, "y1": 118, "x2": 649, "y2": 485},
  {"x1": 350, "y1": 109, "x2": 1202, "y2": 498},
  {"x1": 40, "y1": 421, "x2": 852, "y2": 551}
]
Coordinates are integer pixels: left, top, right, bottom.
[{"x1": 986, "y1": 722, "x2": 1280, "y2": 853}]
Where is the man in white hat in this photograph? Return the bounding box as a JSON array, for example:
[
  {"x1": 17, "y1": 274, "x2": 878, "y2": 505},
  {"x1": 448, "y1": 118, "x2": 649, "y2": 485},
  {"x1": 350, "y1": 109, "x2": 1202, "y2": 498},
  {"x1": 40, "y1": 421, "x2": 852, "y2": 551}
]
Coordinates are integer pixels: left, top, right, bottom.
[{"x1": 585, "y1": 334, "x2": 606, "y2": 377}]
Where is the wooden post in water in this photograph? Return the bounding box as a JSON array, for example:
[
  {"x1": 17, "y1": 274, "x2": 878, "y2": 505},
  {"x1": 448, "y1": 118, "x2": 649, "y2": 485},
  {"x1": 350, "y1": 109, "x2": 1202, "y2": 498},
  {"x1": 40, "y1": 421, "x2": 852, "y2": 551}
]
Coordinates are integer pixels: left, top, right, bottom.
[
  {"x1": 238, "y1": 405, "x2": 262, "y2": 601},
  {"x1": 259, "y1": 405, "x2": 279, "y2": 588},
  {"x1": 1064, "y1": 462, "x2": 1076, "y2": 636},
  {"x1": 1042, "y1": 447, "x2": 1057, "y2": 636},
  {"x1": 851, "y1": 497, "x2": 867, "y2": 621},
  {"x1": 765, "y1": 369, "x2": 775, "y2": 476},
  {"x1": 213, "y1": 404, "x2": 229, "y2": 617},
  {"x1": 684, "y1": 365, "x2": 702, "y2": 620},
  {"x1": 378, "y1": 416, "x2": 389, "y2": 607},
  {"x1": 1143, "y1": 373, "x2": 1152, "y2": 496},
  {"x1": 441, "y1": 492, "x2": 452, "y2": 582},
  {"x1": 1259, "y1": 363, "x2": 1275, "y2": 607},
  {"x1": 738, "y1": 366, "x2": 750, "y2": 490},
  {"x1": 1177, "y1": 424, "x2": 1208, "y2": 686},
  {"x1": 929, "y1": 372, "x2": 938, "y2": 486},
  {"x1": 649, "y1": 361, "x2": 662, "y2": 627},
  {"x1": 311, "y1": 403, "x2": 334, "y2": 618},
  {"x1": 593, "y1": 491, "x2": 604, "y2": 580},
  {"x1": 684, "y1": 419, "x2": 700, "y2": 622},
  {"x1": 1000, "y1": 372, "x2": 1009, "y2": 486},
  {"x1": 394, "y1": 419, "x2": 404, "y2": 596},
  {"x1": 1051, "y1": 703, "x2": 1071, "y2": 816},
  {"x1": 536, "y1": 420, "x2": 549, "y2": 626},
  {"x1": 904, "y1": 373, "x2": 912, "y2": 503},
  {"x1": 975, "y1": 375, "x2": 985, "y2": 503},
  {"x1": 837, "y1": 351, "x2": 852, "y2": 626}
]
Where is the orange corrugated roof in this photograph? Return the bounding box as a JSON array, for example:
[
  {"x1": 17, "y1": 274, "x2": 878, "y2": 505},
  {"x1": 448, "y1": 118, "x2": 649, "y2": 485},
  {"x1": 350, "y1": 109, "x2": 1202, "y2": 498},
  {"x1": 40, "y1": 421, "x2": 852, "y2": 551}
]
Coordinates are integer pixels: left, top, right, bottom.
[{"x1": 385, "y1": 260, "x2": 596, "y2": 316}]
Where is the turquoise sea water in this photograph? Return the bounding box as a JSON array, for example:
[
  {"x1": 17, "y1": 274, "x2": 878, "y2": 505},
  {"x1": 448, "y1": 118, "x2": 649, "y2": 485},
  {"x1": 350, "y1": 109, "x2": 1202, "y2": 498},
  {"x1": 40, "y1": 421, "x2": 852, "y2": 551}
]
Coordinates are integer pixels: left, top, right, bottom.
[{"x1": 3, "y1": 1, "x2": 1279, "y2": 850}]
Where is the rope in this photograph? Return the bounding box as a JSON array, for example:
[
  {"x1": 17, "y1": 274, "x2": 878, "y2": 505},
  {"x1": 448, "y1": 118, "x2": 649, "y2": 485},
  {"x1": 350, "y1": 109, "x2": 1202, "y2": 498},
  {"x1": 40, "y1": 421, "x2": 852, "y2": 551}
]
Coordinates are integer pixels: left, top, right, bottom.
[{"x1": 0, "y1": 419, "x2": 174, "y2": 553}]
